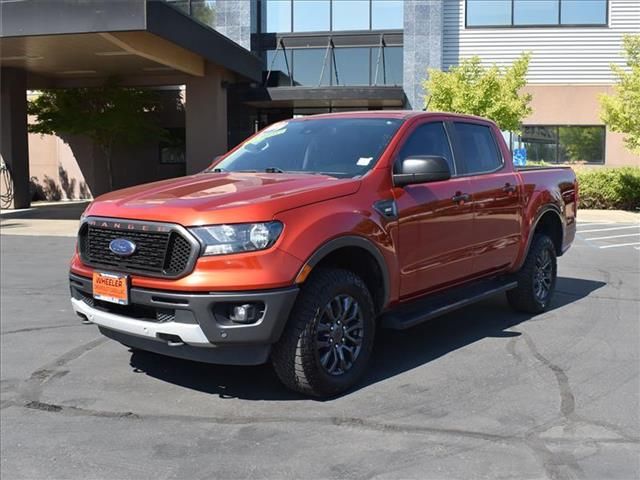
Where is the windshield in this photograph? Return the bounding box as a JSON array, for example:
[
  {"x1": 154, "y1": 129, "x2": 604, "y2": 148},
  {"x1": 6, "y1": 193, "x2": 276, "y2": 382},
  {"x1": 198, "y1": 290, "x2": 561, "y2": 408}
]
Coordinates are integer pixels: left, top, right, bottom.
[{"x1": 211, "y1": 117, "x2": 403, "y2": 178}]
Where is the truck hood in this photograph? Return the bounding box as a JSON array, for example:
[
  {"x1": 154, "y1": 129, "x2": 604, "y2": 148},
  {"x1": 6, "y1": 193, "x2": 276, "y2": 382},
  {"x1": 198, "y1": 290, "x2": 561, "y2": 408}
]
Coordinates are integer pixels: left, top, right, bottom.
[{"x1": 85, "y1": 172, "x2": 360, "y2": 226}]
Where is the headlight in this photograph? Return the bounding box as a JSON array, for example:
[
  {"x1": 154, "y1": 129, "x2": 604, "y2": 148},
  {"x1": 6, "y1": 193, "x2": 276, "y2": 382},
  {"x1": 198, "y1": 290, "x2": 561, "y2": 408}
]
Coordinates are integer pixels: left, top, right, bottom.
[{"x1": 190, "y1": 221, "x2": 283, "y2": 256}]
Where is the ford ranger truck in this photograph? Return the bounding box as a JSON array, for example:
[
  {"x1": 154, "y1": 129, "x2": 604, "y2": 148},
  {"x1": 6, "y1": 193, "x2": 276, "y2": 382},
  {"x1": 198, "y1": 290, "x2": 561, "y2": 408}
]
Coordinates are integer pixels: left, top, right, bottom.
[{"x1": 70, "y1": 111, "x2": 577, "y2": 397}]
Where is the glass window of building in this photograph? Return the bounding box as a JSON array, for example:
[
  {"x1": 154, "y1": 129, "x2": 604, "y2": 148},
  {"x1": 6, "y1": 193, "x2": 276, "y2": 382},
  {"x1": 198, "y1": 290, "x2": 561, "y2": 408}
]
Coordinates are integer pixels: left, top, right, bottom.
[
  {"x1": 263, "y1": 0, "x2": 292, "y2": 32},
  {"x1": 372, "y1": 46, "x2": 403, "y2": 85},
  {"x1": 371, "y1": 0, "x2": 404, "y2": 30},
  {"x1": 266, "y1": 49, "x2": 293, "y2": 79},
  {"x1": 332, "y1": 0, "x2": 370, "y2": 31},
  {"x1": 558, "y1": 126, "x2": 605, "y2": 163},
  {"x1": 191, "y1": 1, "x2": 216, "y2": 29},
  {"x1": 466, "y1": 0, "x2": 511, "y2": 26},
  {"x1": 333, "y1": 47, "x2": 371, "y2": 85},
  {"x1": 293, "y1": 49, "x2": 331, "y2": 86},
  {"x1": 513, "y1": 0, "x2": 559, "y2": 25},
  {"x1": 293, "y1": 0, "x2": 330, "y2": 32},
  {"x1": 561, "y1": 0, "x2": 607, "y2": 25},
  {"x1": 467, "y1": 0, "x2": 607, "y2": 27},
  {"x1": 516, "y1": 126, "x2": 605, "y2": 164}
]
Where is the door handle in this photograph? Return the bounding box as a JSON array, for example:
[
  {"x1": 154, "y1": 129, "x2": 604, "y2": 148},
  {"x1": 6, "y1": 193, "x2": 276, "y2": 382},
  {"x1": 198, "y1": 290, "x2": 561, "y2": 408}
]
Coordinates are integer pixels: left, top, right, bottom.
[
  {"x1": 503, "y1": 183, "x2": 517, "y2": 194},
  {"x1": 452, "y1": 192, "x2": 471, "y2": 204}
]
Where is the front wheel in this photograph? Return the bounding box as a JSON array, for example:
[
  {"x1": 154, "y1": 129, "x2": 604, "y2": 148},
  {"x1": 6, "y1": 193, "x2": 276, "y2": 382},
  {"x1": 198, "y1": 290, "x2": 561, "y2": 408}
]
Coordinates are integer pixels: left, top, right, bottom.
[
  {"x1": 507, "y1": 234, "x2": 557, "y2": 314},
  {"x1": 271, "y1": 268, "x2": 376, "y2": 397}
]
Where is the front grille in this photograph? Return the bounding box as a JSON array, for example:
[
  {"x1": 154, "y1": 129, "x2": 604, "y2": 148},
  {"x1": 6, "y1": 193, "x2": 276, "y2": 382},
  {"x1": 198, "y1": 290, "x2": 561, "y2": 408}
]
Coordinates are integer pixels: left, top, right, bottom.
[
  {"x1": 78, "y1": 219, "x2": 198, "y2": 278},
  {"x1": 77, "y1": 290, "x2": 175, "y2": 323}
]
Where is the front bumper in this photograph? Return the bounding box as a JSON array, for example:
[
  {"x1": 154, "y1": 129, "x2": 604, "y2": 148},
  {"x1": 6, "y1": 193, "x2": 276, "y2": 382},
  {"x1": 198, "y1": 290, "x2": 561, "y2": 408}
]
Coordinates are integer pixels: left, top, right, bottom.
[{"x1": 70, "y1": 273, "x2": 298, "y2": 365}]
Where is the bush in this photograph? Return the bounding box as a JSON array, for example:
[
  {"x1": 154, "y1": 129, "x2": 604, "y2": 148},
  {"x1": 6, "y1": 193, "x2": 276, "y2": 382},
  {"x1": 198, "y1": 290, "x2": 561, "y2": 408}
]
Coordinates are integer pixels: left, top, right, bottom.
[{"x1": 576, "y1": 167, "x2": 640, "y2": 210}]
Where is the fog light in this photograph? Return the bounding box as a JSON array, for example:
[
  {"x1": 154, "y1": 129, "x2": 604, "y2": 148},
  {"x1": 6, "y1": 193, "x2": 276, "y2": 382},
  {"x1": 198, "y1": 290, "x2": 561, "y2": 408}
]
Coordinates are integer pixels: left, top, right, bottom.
[{"x1": 230, "y1": 303, "x2": 259, "y2": 324}]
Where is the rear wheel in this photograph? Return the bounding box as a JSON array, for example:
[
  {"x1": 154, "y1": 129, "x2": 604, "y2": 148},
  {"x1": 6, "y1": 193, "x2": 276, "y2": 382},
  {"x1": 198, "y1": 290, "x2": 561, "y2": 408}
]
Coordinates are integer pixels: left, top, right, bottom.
[
  {"x1": 271, "y1": 268, "x2": 375, "y2": 397},
  {"x1": 507, "y1": 234, "x2": 557, "y2": 314}
]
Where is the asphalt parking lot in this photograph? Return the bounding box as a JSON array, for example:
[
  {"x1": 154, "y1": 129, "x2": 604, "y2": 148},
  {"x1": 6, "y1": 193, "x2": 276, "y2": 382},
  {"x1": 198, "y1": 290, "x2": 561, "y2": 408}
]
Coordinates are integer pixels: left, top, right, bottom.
[{"x1": 1, "y1": 220, "x2": 639, "y2": 480}]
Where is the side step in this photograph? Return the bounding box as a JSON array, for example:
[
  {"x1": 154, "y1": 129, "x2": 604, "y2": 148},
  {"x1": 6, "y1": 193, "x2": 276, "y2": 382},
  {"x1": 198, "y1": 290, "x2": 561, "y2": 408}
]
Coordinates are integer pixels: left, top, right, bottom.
[{"x1": 381, "y1": 277, "x2": 517, "y2": 330}]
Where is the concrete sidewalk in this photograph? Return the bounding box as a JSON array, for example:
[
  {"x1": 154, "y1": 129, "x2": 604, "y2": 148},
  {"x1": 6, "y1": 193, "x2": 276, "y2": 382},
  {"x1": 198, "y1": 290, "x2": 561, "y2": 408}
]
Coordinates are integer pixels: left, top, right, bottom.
[
  {"x1": 0, "y1": 201, "x2": 638, "y2": 238},
  {"x1": 1, "y1": 201, "x2": 87, "y2": 237},
  {"x1": 578, "y1": 209, "x2": 640, "y2": 223}
]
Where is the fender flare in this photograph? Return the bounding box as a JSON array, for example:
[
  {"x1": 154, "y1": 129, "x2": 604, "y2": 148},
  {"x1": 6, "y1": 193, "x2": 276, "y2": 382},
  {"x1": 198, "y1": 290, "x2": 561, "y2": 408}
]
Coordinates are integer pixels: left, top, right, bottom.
[
  {"x1": 517, "y1": 204, "x2": 564, "y2": 270},
  {"x1": 301, "y1": 235, "x2": 391, "y2": 310}
]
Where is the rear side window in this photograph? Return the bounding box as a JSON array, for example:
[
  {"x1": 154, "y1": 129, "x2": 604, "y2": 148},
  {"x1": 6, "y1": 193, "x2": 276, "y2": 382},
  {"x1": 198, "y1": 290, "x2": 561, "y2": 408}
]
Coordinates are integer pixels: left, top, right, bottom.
[
  {"x1": 397, "y1": 122, "x2": 455, "y2": 174},
  {"x1": 454, "y1": 122, "x2": 502, "y2": 174}
]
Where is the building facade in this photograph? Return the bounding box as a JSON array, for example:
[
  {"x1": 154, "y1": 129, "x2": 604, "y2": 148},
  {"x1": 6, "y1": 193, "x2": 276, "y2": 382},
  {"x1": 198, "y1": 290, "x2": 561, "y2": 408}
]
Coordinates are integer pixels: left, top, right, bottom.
[
  {"x1": 2, "y1": 0, "x2": 639, "y2": 206},
  {"x1": 241, "y1": 0, "x2": 639, "y2": 167}
]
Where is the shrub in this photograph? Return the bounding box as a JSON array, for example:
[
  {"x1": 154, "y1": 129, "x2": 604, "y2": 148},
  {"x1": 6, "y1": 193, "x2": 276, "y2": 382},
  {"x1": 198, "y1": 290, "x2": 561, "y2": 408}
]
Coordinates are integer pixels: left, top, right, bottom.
[{"x1": 576, "y1": 167, "x2": 640, "y2": 211}]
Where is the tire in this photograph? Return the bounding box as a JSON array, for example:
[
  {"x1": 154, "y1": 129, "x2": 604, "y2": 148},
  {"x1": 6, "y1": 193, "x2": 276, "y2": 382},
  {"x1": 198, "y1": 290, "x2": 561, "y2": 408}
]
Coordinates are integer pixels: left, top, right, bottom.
[
  {"x1": 507, "y1": 234, "x2": 557, "y2": 314},
  {"x1": 271, "y1": 268, "x2": 376, "y2": 397}
]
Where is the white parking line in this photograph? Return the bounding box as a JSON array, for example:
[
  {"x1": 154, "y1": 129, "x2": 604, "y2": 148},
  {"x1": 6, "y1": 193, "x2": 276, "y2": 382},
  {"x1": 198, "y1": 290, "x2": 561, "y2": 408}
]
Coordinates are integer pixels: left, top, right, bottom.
[
  {"x1": 579, "y1": 225, "x2": 640, "y2": 234},
  {"x1": 586, "y1": 232, "x2": 640, "y2": 241},
  {"x1": 599, "y1": 242, "x2": 640, "y2": 249}
]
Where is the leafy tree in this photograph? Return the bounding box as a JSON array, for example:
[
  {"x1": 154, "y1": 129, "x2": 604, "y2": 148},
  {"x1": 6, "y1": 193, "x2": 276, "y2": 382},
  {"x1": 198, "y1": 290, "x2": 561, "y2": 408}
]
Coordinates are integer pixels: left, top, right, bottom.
[
  {"x1": 600, "y1": 35, "x2": 640, "y2": 154},
  {"x1": 27, "y1": 79, "x2": 167, "y2": 191},
  {"x1": 423, "y1": 53, "x2": 532, "y2": 132}
]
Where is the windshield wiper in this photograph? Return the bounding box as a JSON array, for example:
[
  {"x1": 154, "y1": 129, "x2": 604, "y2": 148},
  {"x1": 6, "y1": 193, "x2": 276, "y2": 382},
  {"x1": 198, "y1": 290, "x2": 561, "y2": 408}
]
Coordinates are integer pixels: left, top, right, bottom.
[{"x1": 265, "y1": 167, "x2": 285, "y2": 173}]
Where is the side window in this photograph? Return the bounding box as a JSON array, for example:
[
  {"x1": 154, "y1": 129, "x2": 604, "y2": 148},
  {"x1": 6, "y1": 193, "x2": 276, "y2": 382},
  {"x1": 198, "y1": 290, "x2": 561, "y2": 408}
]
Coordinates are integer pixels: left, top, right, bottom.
[
  {"x1": 454, "y1": 122, "x2": 502, "y2": 174},
  {"x1": 397, "y1": 122, "x2": 455, "y2": 174}
]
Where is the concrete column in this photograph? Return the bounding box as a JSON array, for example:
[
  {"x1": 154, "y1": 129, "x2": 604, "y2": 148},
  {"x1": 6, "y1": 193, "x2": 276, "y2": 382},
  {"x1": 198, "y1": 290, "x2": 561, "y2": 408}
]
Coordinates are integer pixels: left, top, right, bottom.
[
  {"x1": 403, "y1": 0, "x2": 444, "y2": 110},
  {"x1": 0, "y1": 68, "x2": 30, "y2": 209},
  {"x1": 185, "y1": 64, "x2": 229, "y2": 174}
]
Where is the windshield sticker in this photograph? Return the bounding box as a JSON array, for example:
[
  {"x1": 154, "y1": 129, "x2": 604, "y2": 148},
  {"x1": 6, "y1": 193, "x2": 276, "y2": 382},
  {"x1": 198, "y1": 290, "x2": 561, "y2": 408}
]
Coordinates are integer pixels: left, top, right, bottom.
[{"x1": 357, "y1": 157, "x2": 373, "y2": 166}]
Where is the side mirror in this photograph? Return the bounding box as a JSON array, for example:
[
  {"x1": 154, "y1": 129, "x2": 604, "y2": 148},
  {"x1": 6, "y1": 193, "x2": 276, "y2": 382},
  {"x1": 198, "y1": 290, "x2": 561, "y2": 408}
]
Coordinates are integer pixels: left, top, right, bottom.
[{"x1": 393, "y1": 155, "x2": 451, "y2": 187}]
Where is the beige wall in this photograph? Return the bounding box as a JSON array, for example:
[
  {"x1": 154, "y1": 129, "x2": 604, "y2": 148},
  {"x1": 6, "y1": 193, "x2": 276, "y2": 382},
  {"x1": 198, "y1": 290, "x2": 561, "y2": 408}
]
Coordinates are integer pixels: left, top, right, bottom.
[
  {"x1": 523, "y1": 85, "x2": 640, "y2": 167},
  {"x1": 29, "y1": 131, "x2": 91, "y2": 200},
  {"x1": 27, "y1": 89, "x2": 188, "y2": 201}
]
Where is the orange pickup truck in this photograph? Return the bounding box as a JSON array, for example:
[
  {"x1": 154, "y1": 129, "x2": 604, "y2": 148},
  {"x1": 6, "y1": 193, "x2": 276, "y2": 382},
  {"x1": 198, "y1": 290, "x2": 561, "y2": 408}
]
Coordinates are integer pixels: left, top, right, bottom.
[{"x1": 70, "y1": 111, "x2": 577, "y2": 397}]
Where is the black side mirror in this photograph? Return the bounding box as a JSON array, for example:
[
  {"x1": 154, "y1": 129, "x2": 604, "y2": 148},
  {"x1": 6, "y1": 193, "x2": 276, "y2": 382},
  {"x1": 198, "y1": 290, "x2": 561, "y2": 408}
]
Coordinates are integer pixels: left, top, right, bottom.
[{"x1": 393, "y1": 155, "x2": 451, "y2": 187}]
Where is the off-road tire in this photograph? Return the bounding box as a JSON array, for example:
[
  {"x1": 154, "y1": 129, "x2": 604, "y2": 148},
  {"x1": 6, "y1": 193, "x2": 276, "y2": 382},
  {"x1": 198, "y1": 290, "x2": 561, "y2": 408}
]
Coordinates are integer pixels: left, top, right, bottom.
[
  {"x1": 507, "y1": 234, "x2": 557, "y2": 314},
  {"x1": 271, "y1": 268, "x2": 376, "y2": 397}
]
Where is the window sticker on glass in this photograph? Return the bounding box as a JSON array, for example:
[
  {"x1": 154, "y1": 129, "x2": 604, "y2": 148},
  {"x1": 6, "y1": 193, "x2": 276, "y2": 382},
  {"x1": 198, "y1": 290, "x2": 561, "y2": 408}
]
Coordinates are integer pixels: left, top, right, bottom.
[{"x1": 357, "y1": 157, "x2": 373, "y2": 166}]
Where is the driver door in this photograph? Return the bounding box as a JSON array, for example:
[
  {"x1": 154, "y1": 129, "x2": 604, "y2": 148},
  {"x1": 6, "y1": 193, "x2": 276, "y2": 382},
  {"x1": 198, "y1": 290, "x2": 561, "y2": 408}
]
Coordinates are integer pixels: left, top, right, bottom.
[{"x1": 394, "y1": 120, "x2": 476, "y2": 299}]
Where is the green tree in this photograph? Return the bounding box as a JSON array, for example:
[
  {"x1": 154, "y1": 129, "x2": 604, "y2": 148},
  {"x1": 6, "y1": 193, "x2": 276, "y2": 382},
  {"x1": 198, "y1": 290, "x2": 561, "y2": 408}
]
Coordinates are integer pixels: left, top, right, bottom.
[
  {"x1": 27, "y1": 79, "x2": 167, "y2": 191},
  {"x1": 423, "y1": 53, "x2": 532, "y2": 132},
  {"x1": 600, "y1": 35, "x2": 640, "y2": 154}
]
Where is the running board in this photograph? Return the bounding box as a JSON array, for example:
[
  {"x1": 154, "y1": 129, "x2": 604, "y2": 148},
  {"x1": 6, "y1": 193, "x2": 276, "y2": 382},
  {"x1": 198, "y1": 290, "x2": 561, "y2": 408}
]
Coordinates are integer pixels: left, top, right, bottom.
[{"x1": 381, "y1": 277, "x2": 518, "y2": 330}]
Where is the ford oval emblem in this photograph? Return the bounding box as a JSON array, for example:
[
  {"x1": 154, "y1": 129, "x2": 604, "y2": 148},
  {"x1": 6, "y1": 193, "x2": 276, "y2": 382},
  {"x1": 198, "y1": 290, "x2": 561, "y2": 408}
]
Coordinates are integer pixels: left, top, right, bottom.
[{"x1": 109, "y1": 238, "x2": 137, "y2": 257}]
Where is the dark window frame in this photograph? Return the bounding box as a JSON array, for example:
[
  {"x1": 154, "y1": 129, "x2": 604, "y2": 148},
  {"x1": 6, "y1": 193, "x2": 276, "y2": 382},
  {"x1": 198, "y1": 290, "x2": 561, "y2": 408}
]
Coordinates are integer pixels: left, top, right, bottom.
[
  {"x1": 465, "y1": 0, "x2": 609, "y2": 29},
  {"x1": 516, "y1": 124, "x2": 606, "y2": 165}
]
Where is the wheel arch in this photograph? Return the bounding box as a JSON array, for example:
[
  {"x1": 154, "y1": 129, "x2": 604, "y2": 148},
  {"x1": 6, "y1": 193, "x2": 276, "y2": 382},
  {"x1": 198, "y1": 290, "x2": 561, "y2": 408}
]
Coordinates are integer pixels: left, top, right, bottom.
[
  {"x1": 517, "y1": 206, "x2": 564, "y2": 270},
  {"x1": 297, "y1": 236, "x2": 390, "y2": 314}
]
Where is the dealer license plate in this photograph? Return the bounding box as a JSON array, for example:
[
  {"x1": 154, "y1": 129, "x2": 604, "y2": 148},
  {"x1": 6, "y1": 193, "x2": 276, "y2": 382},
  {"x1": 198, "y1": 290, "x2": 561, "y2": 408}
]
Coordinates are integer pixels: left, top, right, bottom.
[{"x1": 93, "y1": 271, "x2": 129, "y2": 305}]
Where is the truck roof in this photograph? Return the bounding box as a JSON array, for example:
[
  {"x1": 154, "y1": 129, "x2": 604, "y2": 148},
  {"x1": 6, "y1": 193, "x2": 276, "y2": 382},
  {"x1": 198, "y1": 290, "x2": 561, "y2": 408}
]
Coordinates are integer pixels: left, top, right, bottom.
[{"x1": 291, "y1": 110, "x2": 495, "y2": 124}]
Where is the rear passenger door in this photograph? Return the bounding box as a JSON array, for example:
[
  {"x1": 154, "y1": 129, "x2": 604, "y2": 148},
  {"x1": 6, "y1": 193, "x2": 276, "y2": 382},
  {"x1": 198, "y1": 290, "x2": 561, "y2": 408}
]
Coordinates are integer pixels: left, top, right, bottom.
[
  {"x1": 451, "y1": 121, "x2": 522, "y2": 276},
  {"x1": 394, "y1": 120, "x2": 476, "y2": 299}
]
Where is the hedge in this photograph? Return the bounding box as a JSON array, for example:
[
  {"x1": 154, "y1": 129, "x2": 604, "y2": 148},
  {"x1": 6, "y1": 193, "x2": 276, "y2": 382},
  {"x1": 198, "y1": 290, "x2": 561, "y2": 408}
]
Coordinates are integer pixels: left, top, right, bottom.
[{"x1": 576, "y1": 167, "x2": 640, "y2": 211}]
